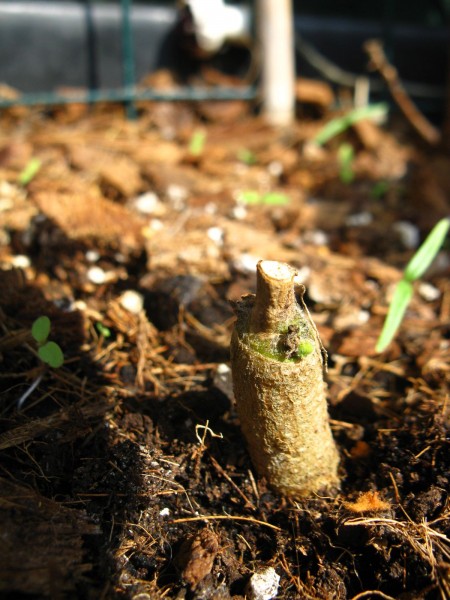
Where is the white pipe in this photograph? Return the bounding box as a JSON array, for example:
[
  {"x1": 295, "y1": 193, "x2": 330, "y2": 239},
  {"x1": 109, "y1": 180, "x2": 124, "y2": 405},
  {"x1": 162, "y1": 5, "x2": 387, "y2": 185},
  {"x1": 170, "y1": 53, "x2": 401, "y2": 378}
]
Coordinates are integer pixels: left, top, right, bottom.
[{"x1": 258, "y1": 0, "x2": 296, "y2": 126}]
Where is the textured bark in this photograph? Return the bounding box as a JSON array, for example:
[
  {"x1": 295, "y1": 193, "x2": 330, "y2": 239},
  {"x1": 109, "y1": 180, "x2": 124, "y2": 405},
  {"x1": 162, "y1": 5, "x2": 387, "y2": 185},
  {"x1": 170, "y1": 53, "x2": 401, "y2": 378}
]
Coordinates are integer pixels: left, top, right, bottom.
[{"x1": 230, "y1": 260, "x2": 339, "y2": 497}]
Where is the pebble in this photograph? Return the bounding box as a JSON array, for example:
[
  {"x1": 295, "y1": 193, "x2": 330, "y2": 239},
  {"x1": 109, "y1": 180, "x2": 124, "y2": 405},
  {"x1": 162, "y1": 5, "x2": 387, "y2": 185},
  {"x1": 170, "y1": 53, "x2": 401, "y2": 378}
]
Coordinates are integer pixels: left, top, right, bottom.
[
  {"x1": 87, "y1": 266, "x2": 115, "y2": 285},
  {"x1": 345, "y1": 211, "x2": 373, "y2": 227},
  {"x1": 393, "y1": 221, "x2": 420, "y2": 249},
  {"x1": 119, "y1": 290, "x2": 144, "y2": 314},
  {"x1": 10, "y1": 254, "x2": 31, "y2": 269},
  {"x1": 207, "y1": 226, "x2": 224, "y2": 246},
  {"x1": 159, "y1": 507, "x2": 170, "y2": 517},
  {"x1": 232, "y1": 253, "x2": 260, "y2": 274},
  {"x1": 86, "y1": 250, "x2": 100, "y2": 263},
  {"x1": 133, "y1": 191, "x2": 164, "y2": 216},
  {"x1": 231, "y1": 204, "x2": 247, "y2": 220},
  {"x1": 418, "y1": 282, "x2": 441, "y2": 302},
  {"x1": 246, "y1": 567, "x2": 280, "y2": 600},
  {"x1": 303, "y1": 229, "x2": 329, "y2": 246}
]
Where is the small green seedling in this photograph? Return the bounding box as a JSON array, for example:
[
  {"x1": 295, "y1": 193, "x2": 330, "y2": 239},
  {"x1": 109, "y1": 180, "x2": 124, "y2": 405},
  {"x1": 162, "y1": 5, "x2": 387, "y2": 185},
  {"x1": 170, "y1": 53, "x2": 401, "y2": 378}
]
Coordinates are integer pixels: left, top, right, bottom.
[
  {"x1": 313, "y1": 103, "x2": 388, "y2": 146},
  {"x1": 32, "y1": 316, "x2": 64, "y2": 368},
  {"x1": 17, "y1": 316, "x2": 64, "y2": 409},
  {"x1": 376, "y1": 217, "x2": 450, "y2": 353},
  {"x1": 96, "y1": 322, "x2": 111, "y2": 338},
  {"x1": 337, "y1": 143, "x2": 355, "y2": 183},
  {"x1": 188, "y1": 130, "x2": 207, "y2": 157},
  {"x1": 371, "y1": 181, "x2": 390, "y2": 199},
  {"x1": 237, "y1": 148, "x2": 257, "y2": 165},
  {"x1": 18, "y1": 158, "x2": 42, "y2": 186},
  {"x1": 240, "y1": 190, "x2": 290, "y2": 206}
]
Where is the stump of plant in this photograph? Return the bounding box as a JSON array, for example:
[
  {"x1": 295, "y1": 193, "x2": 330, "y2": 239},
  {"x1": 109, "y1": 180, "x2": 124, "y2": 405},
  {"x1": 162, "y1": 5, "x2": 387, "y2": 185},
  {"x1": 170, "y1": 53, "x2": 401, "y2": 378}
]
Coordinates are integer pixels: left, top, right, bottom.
[{"x1": 230, "y1": 260, "x2": 339, "y2": 497}]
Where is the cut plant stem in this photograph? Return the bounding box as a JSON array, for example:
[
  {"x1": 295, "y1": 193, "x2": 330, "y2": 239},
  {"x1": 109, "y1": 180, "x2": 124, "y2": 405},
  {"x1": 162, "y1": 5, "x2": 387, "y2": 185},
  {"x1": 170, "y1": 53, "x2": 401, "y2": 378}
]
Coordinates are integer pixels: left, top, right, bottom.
[{"x1": 230, "y1": 260, "x2": 339, "y2": 497}]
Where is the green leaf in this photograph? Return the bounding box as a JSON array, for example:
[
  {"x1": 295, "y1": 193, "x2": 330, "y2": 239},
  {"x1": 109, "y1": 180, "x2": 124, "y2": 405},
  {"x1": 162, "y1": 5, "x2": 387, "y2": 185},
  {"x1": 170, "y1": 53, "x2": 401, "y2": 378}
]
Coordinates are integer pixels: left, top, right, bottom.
[
  {"x1": 237, "y1": 149, "x2": 257, "y2": 165},
  {"x1": 96, "y1": 322, "x2": 111, "y2": 338},
  {"x1": 31, "y1": 316, "x2": 51, "y2": 343},
  {"x1": 261, "y1": 192, "x2": 290, "y2": 206},
  {"x1": 371, "y1": 181, "x2": 389, "y2": 198},
  {"x1": 239, "y1": 190, "x2": 290, "y2": 206},
  {"x1": 18, "y1": 158, "x2": 42, "y2": 186},
  {"x1": 38, "y1": 341, "x2": 64, "y2": 368},
  {"x1": 188, "y1": 130, "x2": 206, "y2": 156},
  {"x1": 337, "y1": 143, "x2": 355, "y2": 183},
  {"x1": 240, "y1": 190, "x2": 262, "y2": 205},
  {"x1": 313, "y1": 103, "x2": 388, "y2": 146},
  {"x1": 403, "y1": 218, "x2": 450, "y2": 283},
  {"x1": 375, "y1": 280, "x2": 414, "y2": 353}
]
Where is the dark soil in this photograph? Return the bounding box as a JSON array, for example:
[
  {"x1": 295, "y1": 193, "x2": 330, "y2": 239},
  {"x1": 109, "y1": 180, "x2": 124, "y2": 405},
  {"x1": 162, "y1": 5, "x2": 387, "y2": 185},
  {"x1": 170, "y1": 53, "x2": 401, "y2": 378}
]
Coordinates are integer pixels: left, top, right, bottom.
[{"x1": 0, "y1": 75, "x2": 449, "y2": 600}]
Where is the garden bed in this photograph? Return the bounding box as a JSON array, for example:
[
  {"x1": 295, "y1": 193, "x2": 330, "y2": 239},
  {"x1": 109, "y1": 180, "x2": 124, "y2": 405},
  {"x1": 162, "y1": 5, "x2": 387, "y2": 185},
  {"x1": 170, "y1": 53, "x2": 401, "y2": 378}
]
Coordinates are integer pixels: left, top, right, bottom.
[{"x1": 0, "y1": 78, "x2": 449, "y2": 599}]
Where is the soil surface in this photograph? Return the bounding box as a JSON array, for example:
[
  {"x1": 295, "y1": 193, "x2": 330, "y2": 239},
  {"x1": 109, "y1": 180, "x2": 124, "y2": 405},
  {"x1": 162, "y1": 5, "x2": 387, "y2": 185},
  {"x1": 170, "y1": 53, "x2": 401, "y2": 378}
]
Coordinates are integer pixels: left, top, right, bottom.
[{"x1": 0, "y1": 73, "x2": 449, "y2": 600}]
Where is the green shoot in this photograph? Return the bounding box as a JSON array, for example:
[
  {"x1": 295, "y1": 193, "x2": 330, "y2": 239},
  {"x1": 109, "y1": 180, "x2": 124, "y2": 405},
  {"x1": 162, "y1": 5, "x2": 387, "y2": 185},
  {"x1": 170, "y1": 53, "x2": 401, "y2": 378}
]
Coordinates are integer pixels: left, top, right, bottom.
[
  {"x1": 18, "y1": 158, "x2": 42, "y2": 186},
  {"x1": 313, "y1": 103, "x2": 388, "y2": 146},
  {"x1": 371, "y1": 181, "x2": 390, "y2": 199},
  {"x1": 403, "y1": 218, "x2": 450, "y2": 282},
  {"x1": 188, "y1": 130, "x2": 206, "y2": 156},
  {"x1": 31, "y1": 316, "x2": 51, "y2": 344},
  {"x1": 38, "y1": 341, "x2": 64, "y2": 368},
  {"x1": 337, "y1": 143, "x2": 355, "y2": 183},
  {"x1": 375, "y1": 280, "x2": 414, "y2": 353},
  {"x1": 96, "y1": 322, "x2": 111, "y2": 338},
  {"x1": 376, "y1": 217, "x2": 449, "y2": 353},
  {"x1": 240, "y1": 190, "x2": 290, "y2": 206},
  {"x1": 237, "y1": 149, "x2": 257, "y2": 165},
  {"x1": 31, "y1": 316, "x2": 64, "y2": 368}
]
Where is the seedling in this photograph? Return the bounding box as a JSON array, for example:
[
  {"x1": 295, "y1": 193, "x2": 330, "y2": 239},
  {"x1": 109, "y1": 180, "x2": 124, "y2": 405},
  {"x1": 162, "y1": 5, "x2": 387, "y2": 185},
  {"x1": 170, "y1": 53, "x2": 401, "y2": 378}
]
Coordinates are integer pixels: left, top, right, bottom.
[
  {"x1": 237, "y1": 148, "x2": 257, "y2": 165},
  {"x1": 188, "y1": 130, "x2": 206, "y2": 157},
  {"x1": 337, "y1": 143, "x2": 355, "y2": 183},
  {"x1": 32, "y1": 316, "x2": 64, "y2": 368},
  {"x1": 239, "y1": 190, "x2": 290, "y2": 206},
  {"x1": 96, "y1": 322, "x2": 111, "y2": 338},
  {"x1": 17, "y1": 316, "x2": 64, "y2": 409},
  {"x1": 231, "y1": 260, "x2": 339, "y2": 497},
  {"x1": 376, "y1": 217, "x2": 450, "y2": 352},
  {"x1": 313, "y1": 103, "x2": 388, "y2": 146},
  {"x1": 18, "y1": 157, "x2": 42, "y2": 186}
]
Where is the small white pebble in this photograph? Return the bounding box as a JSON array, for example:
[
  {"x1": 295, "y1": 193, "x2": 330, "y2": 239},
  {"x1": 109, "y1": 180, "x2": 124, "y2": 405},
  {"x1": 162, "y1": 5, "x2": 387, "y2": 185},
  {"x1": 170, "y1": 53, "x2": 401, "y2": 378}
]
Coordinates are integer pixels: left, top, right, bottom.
[
  {"x1": 207, "y1": 226, "x2": 224, "y2": 246},
  {"x1": 217, "y1": 363, "x2": 231, "y2": 375},
  {"x1": 418, "y1": 282, "x2": 441, "y2": 302},
  {"x1": 345, "y1": 211, "x2": 373, "y2": 227},
  {"x1": 303, "y1": 229, "x2": 329, "y2": 246},
  {"x1": 120, "y1": 290, "x2": 144, "y2": 314},
  {"x1": 72, "y1": 300, "x2": 87, "y2": 312},
  {"x1": 159, "y1": 507, "x2": 170, "y2": 517},
  {"x1": 86, "y1": 250, "x2": 100, "y2": 263},
  {"x1": 357, "y1": 309, "x2": 370, "y2": 324},
  {"x1": 87, "y1": 266, "x2": 109, "y2": 285},
  {"x1": 233, "y1": 253, "x2": 260, "y2": 274},
  {"x1": 166, "y1": 184, "x2": 188, "y2": 210},
  {"x1": 149, "y1": 218, "x2": 164, "y2": 232},
  {"x1": 393, "y1": 221, "x2": 420, "y2": 249},
  {"x1": 247, "y1": 567, "x2": 280, "y2": 600},
  {"x1": 133, "y1": 192, "x2": 162, "y2": 215},
  {"x1": 231, "y1": 204, "x2": 247, "y2": 220},
  {"x1": 11, "y1": 254, "x2": 31, "y2": 269},
  {"x1": 267, "y1": 160, "x2": 283, "y2": 178},
  {"x1": 204, "y1": 202, "x2": 218, "y2": 215}
]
